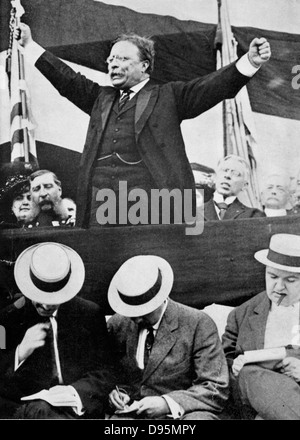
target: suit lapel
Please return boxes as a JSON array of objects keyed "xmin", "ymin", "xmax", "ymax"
[
  {"xmin": 135, "ymin": 83, "xmax": 159, "ymax": 142},
  {"xmin": 101, "ymin": 89, "xmax": 118, "ymax": 131},
  {"xmin": 142, "ymin": 301, "xmax": 178, "ymax": 382},
  {"xmin": 225, "ymin": 199, "xmax": 246, "ymax": 219},
  {"xmin": 204, "ymin": 199, "xmax": 219, "ymax": 220},
  {"xmin": 128, "ymin": 321, "xmax": 141, "ymax": 363},
  {"xmin": 247, "ymin": 293, "xmax": 270, "ymax": 349},
  {"xmin": 100, "ymin": 83, "xmax": 159, "ymax": 141}
]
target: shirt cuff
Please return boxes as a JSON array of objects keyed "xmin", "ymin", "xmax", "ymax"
[
  {"xmin": 68, "ymin": 386, "xmax": 85, "ymax": 416},
  {"xmin": 162, "ymin": 395, "xmax": 184, "ymax": 419},
  {"xmin": 236, "ymin": 53, "xmax": 260, "ymax": 77},
  {"xmin": 15, "ymin": 346, "xmax": 25, "ymax": 371},
  {"xmin": 23, "ymin": 41, "xmax": 45, "ymax": 65}
]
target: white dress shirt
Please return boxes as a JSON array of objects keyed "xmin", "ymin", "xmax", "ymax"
[
  {"xmin": 213, "ymin": 192, "xmax": 237, "ymax": 219},
  {"xmin": 135, "ymin": 300, "xmax": 184, "ymax": 419},
  {"xmin": 264, "ymin": 208, "xmax": 287, "ymax": 217},
  {"xmin": 264, "ymin": 301, "xmax": 300, "ymax": 348}
]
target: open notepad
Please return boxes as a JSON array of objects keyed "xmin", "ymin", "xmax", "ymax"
[
  {"xmin": 243, "ymin": 347, "xmax": 286, "ymax": 364},
  {"xmin": 21, "ymin": 389, "xmax": 76, "ymax": 407}
]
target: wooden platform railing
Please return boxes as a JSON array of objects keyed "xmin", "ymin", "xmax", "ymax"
[{"xmin": 1, "ymin": 215, "xmax": 300, "ymax": 313}]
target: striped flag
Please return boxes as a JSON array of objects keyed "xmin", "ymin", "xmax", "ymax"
[
  {"xmin": 216, "ymin": 0, "xmax": 262, "ymax": 209},
  {"xmin": 7, "ymin": 0, "xmax": 38, "ymax": 168}
]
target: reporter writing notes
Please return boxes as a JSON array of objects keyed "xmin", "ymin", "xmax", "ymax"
[
  {"xmin": 0, "ymin": 242, "xmax": 115, "ymax": 419},
  {"xmin": 222, "ymin": 234, "xmax": 300, "ymax": 420}
]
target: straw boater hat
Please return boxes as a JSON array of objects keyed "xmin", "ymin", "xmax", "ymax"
[
  {"xmin": 108, "ymin": 255, "xmax": 174, "ymax": 317},
  {"xmin": 254, "ymin": 233, "xmax": 300, "ymax": 273},
  {"xmin": 14, "ymin": 242, "xmax": 85, "ymax": 304}
]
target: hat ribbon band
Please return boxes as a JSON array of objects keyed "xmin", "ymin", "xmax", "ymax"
[
  {"xmin": 30, "ymin": 268, "xmax": 72, "ymax": 293},
  {"xmin": 118, "ymin": 269, "xmax": 162, "ymax": 306},
  {"xmin": 267, "ymin": 249, "xmax": 300, "ymax": 267}
]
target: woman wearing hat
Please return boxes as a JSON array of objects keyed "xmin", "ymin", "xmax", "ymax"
[
  {"xmin": 0, "ymin": 173, "xmax": 39, "ymax": 228},
  {"xmin": 222, "ymin": 233, "xmax": 300, "ymax": 420}
]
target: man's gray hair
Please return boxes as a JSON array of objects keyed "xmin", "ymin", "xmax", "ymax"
[
  {"xmin": 217, "ymin": 154, "xmax": 251, "ymax": 181},
  {"xmin": 113, "ymin": 33, "xmax": 155, "ymax": 73},
  {"xmin": 29, "ymin": 169, "xmax": 62, "ymax": 188}
]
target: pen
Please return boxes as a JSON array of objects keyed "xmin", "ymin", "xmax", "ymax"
[{"xmin": 116, "ymin": 385, "xmax": 125, "ymax": 407}]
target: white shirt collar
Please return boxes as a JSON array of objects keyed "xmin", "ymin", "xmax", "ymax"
[
  {"xmin": 213, "ymin": 192, "xmax": 236, "ymax": 206},
  {"xmin": 264, "ymin": 208, "xmax": 287, "ymax": 217},
  {"xmin": 152, "ymin": 299, "xmax": 168, "ymax": 331},
  {"xmin": 120, "ymin": 77, "xmax": 150, "ymax": 97}
]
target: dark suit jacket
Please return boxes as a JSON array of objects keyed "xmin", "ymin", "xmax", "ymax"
[
  {"xmin": 107, "ymin": 299, "xmax": 229, "ymax": 415},
  {"xmin": 35, "ymin": 52, "xmax": 252, "ymax": 227},
  {"xmin": 222, "ymin": 291, "xmax": 272, "ymax": 368},
  {"xmin": 204, "ymin": 198, "xmax": 266, "ymax": 221},
  {"xmin": 222, "ymin": 291, "xmax": 300, "ymax": 419},
  {"xmin": 0, "ymin": 297, "xmax": 115, "ymax": 417},
  {"xmin": 222, "ymin": 291, "xmax": 300, "ymax": 367}
]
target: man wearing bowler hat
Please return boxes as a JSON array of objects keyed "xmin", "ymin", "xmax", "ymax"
[
  {"xmin": 222, "ymin": 233, "xmax": 300, "ymax": 420},
  {"xmin": 106, "ymin": 255, "xmax": 229, "ymax": 420},
  {"xmin": 0, "ymin": 242, "xmax": 115, "ymax": 419}
]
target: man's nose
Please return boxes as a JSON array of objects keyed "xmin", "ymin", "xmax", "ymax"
[
  {"xmin": 110, "ymin": 59, "xmax": 121, "ymax": 68},
  {"xmin": 39, "ymin": 187, "xmax": 48, "ymax": 197},
  {"xmin": 132, "ymin": 317, "xmax": 143, "ymax": 326},
  {"xmin": 41, "ymin": 304, "xmax": 53, "ymax": 310},
  {"xmin": 275, "ymin": 278, "xmax": 285, "ymax": 291}
]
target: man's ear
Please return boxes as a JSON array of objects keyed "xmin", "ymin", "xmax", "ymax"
[
  {"xmin": 242, "ymin": 181, "xmax": 249, "ymax": 191},
  {"xmin": 142, "ymin": 60, "xmax": 150, "ymax": 73}
]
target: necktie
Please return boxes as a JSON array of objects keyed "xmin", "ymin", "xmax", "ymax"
[
  {"xmin": 48, "ymin": 316, "xmax": 64, "ymax": 385},
  {"xmin": 215, "ymin": 201, "xmax": 228, "ymax": 220},
  {"xmin": 118, "ymin": 89, "xmax": 132, "ymax": 111},
  {"xmin": 143, "ymin": 326, "xmax": 155, "ymax": 368}
]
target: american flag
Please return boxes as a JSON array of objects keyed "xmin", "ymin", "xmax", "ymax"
[
  {"xmin": 216, "ymin": 0, "xmax": 262, "ymax": 209},
  {"xmin": 7, "ymin": 0, "xmax": 38, "ymax": 169}
]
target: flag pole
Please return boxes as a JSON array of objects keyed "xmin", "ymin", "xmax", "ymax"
[
  {"xmin": 15, "ymin": 15, "xmax": 30, "ymax": 163},
  {"xmin": 8, "ymin": 0, "xmax": 33, "ymax": 168},
  {"xmin": 11, "ymin": 0, "xmax": 30, "ymax": 164},
  {"xmin": 214, "ymin": 0, "xmax": 228, "ymax": 157}
]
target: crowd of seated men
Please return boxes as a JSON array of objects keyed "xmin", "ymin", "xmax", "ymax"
[
  {"xmin": 0, "ymin": 157, "xmax": 299, "ymax": 420},
  {"xmin": 191, "ymin": 156, "xmax": 300, "ymax": 221},
  {"xmin": 0, "ymin": 233, "xmax": 299, "ymax": 420},
  {"xmin": 2, "ymin": 155, "xmax": 300, "ymax": 229}
]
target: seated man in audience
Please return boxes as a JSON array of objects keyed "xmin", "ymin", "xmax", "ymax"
[
  {"xmin": 0, "ymin": 174, "xmax": 39, "ymax": 228},
  {"xmin": 29, "ymin": 169, "xmax": 73, "ymax": 226},
  {"xmin": 204, "ymin": 154, "xmax": 265, "ymax": 220},
  {"xmin": 261, "ymin": 172, "xmax": 292, "ymax": 216},
  {"xmin": 60, "ymin": 197, "xmax": 77, "ymax": 225},
  {"xmin": 290, "ymin": 167, "xmax": 300, "ymax": 214},
  {"xmin": 106, "ymin": 255, "xmax": 229, "ymax": 420},
  {"xmin": 222, "ymin": 233, "xmax": 300, "ymax": 420},
  {"xmin": 0, "ymin": 242, "xmax": 116, "ymax": 419}
]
